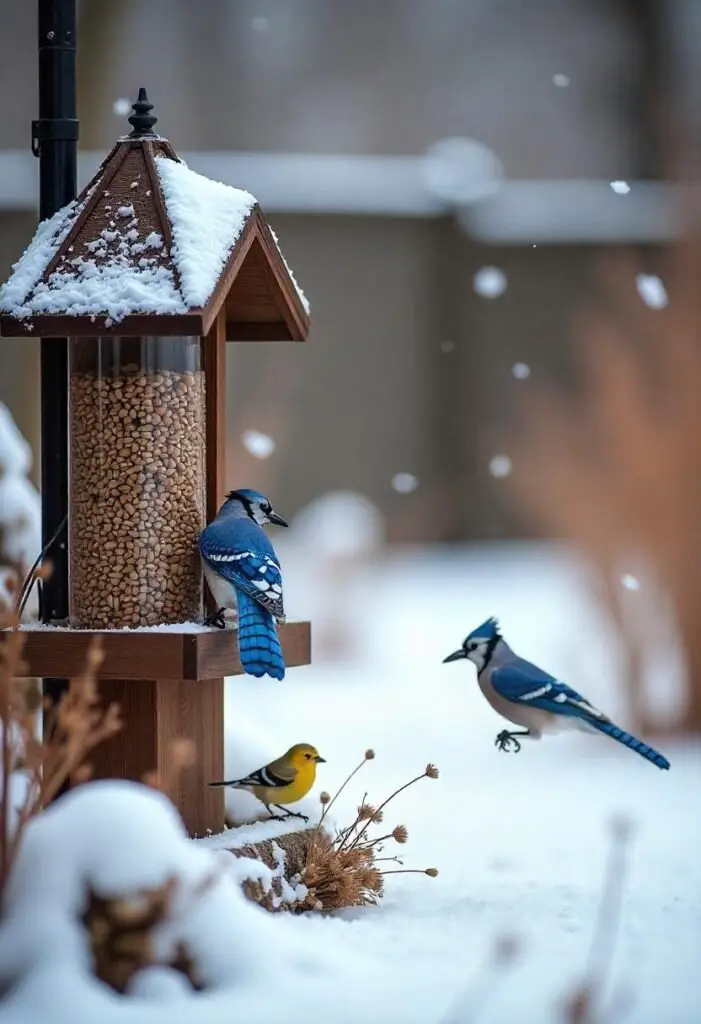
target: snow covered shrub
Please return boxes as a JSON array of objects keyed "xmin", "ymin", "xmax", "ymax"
[
  {"xmin": 0, "ymin": 781, "xmax": 339, "ymax": 1017},
  {"xmin": 83, "ymin": 875, "xmax": 203, "ymax": 993}
]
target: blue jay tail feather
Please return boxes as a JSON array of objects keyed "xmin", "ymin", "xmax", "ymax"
[
  {"xmin": 236, "ymin": 589, "xmax": 285, "ymax": 680},
  {"xmin": 590, "ymin": 720, "xmax": 670, "ymax": 770}
]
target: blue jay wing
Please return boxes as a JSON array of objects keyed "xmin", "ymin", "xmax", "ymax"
[
  {"xmin": 491, "ymin": 664, "xmax": 608, "ymax": 722},
  {"xmin": 200, "ymin": 528, "xmax": 285, "ymax": 620}
]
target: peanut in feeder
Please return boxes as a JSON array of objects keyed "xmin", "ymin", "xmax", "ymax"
[{"xmin": 0, "ymin": 90, "xmax": 312, "ymax": 837}]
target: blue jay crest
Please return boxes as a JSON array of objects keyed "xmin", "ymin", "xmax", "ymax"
[{"xmin": 466, "ymin": 616, "xmax": 501, "ymax": 644}]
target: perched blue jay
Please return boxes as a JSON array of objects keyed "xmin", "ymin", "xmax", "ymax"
[
  {"xmin": 443, "ymin": 617, "xmax": 670, "ymax": 770},
  {"xmin": 199, "ymin": 488, "xmax": 288, "ymax": 680}
]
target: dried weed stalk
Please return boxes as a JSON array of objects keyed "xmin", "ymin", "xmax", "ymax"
[
  {"xmin": 0, "ymin": 609, "xmax": 122, "ymax": 899},
  {"xmin": 305, "ymin": 755, "xmax": 439, "ymax": 911},
  {"xmin": 228, "ymin": 753, "xmax": 440, "ymax": 913},
  {"xmin": 507, "ymin": 239, "xmax": 701, "ymax": 732}
]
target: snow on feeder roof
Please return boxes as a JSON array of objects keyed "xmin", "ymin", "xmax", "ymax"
[{"xmin": 0, "ymin": 90, "xmax": 310, "ymax": 341}]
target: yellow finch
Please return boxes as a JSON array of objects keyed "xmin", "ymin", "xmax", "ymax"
[{"xmin": 207, "ymin": 743, "xmax": 326, "ymax": 822}]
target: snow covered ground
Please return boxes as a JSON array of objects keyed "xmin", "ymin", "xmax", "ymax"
[
  {"xmin": 219, "ymin": 543, "xmax": 701, "ymax": 1023},
  {"xmin": 0, "ymin": 543, "xmax": 698, "ymax": 1023}
]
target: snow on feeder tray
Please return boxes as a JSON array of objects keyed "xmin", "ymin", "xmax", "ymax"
[{"xmin": 0, "ymin": 90, "xmax": 311, "ymax": 837}]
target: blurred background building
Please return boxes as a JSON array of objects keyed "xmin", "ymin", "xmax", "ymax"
[{"xmin": 1, "ymin": 0, "xmax": 698, "ymax": 543}]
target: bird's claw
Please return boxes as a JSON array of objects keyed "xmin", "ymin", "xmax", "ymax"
[
  {"xmin": 268, "ymin": 810, "xmax": 309, "ymax": 824},
  {"xmin": 204, "ymin": 608, "xmax": 227, "ymax": 629},
  {"xmin": 495, "ymin": 730, "xmax": 522, "ymax": 753}
]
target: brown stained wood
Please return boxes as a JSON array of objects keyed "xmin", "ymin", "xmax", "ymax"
[
  {"xmin": 195, "ymin": 622, "xmax": 311, "ymax": 678},
  {"xmin": 253, "ymin": 208, "xmax": 310, "ymax": 338},
  {"xmin": 90, "ymin": 677, "xmax": 224, "ymax": 837},
  {"xmin": 197, "ymin": 211, "xmax": 309, "ymax": 342},
  {"xmin": 1, "ymin": 138, "xmax": 310, "ymax": 345},
  {"xmin": 142, "ymin": 142, "xmax": 176, "ymax": 270},
  {"xmin": 226, "ymin": 321, "xmax": 295, "ymax": 341},
  {"xmin": 8, "ymin": 623, "xmax": 311, "ymax": 681},
  {"xmin": 42, "ymin": 141, "xmax": 124, "ymax": 280},
  {"xmin": 224, "ymin": 238, "xmax": 283, "ymax": 323},
  {"xmin": 0, "ymin": 313, "xmax": 206, "ymax": 338},
  {"xmin": 199, "ymin": 216, "xmax": 258, "ymax": 334},
  {"xmin": 203, "ymin": 309, "xmax": 227, "ymax": 521}
]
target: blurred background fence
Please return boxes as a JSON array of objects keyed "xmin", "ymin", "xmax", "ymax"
[
  {"xmin": 3, "ymin": 0, "xmax": 698, "ymax": 540},
  {"xmin": 2, "ymin": 0, "xmax": 701, "ymax": 728}
]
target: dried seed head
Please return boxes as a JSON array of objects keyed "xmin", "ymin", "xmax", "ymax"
[
  {"xmin": 424, "ymin": 867, "xmax": 439, "ymax": 877},
  {"xmin": 357, "ymin": 803, "xmax": 377, "ymax": 821},
  {"xmin": 392, "ymin": 825, "xmax": 409, "ymax": 844},
  {"xmin": 425, "ymin": 763, "xmax": 439, "ymax": 779},
  {"xmin": 364, "ymin": 749, "xmax": 375, "ymax": 760},
  {"xmin": 319, "ymin": 791, "xmax": 331, "ymax": 805}
]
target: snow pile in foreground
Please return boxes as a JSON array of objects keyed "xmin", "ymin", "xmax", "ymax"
[
  {"xmin": 0, "ymin": 781, "xmax": 427, "ymax": 1024},
  {"xmin": 221, "ymin": 544, "xmax": 701, "ymax": 1024}
]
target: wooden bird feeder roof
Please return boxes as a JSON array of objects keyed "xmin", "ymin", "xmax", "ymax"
[{"xmin": 0, "ymin": 96, "xmax": 310, "ymax": 342}]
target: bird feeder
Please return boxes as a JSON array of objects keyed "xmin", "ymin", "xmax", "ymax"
[{"xmin": 0, "ymin": 91, "xmax": 311, "ymax": 836}]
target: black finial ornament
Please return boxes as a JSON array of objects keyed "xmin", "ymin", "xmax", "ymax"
[{"xmin": 127, "ymin": 88, "xmax": 158, "ymax": 138}]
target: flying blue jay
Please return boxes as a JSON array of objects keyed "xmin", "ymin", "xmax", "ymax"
[
  {"xmin": 199, "ymin": 488, "xmax": 288, "ymax": 680},
  {"xmin": 443, "ymin": 617, "xmax": 670, "ymax": 769}
]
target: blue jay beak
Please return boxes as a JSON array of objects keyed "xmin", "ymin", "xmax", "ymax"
[
  {"xmin": 443, "ymin": 649, "xmax": 466, "ymax": 663},
  {"xmin": 314, "ymin": 754, "xmax": 326, "ymax": 763},
  {"xmin": 268, "ymin": 510, "xmax": 288, "ymax": 527}
]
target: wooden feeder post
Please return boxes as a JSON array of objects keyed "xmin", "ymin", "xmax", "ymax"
[{"xmin": 0, "ymin": 91, "xmax": 311, "ymax": 836}]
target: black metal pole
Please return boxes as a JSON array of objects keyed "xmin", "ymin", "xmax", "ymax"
[{"xmin": 34, "ymin": 0, "xmax": 78, "ymax": 711}]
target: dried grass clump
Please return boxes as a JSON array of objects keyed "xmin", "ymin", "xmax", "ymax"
[
  {"xmin": 0, "ymin": 606, "xmax": 121, "ymax": 899},
  {"xmin": 230, "ymin": 753, "xmax": 440, "ymax": 913},
  {"xmin": 83, "ymin": 877, "xmax": 202, "ymax": 994},
  {"xmin": 507, "ymin": 239, "xmax": 701, "ymax": 733}
]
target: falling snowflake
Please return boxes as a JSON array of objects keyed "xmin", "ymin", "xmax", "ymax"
[
  {"xmin": 473, "ymin": 266, "xmax": 507, "ymax": 299},
  {"xmin": 489, "ymin": 455, "xmax": 512, "ymax": 478},
  {"xmin": 512, "ymin": 362, "xmax": 531, "ymax": 380},
  {"xmin": 112, "ymin": 98, "xmax": 131, "ymax": 117},
  {"xmin": 552, "ymin": 73, "xmax": 570, "ymax": 88},
  {"xmin": 610, "ymin": 180, "xmax": 631, "ymax": 195},
  {"xmin": 440, "ymin": 340, "xmax": 455, "ymax": 354},
  {"xmin": 636, "ymin": 274, "xmax": 668, "ymax": 310},
  {"xmin": 242, "ymin": 429, "xmax": 276, "ymax": 459},
  {"xmin": 391, "ymin": 473, "xmax": 419, "ymax": 494},
  {"xmin": 620, "ymin": 573, "xmax": 640, "ymax": 591}
]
